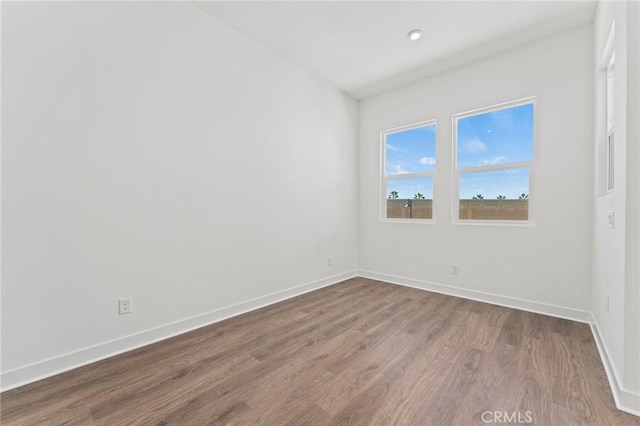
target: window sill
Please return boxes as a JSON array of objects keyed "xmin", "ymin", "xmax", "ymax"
[
  {"xmin": 454, "ymin": 219, "xmax": 536, "ymax": 227},
  {"xmin": 382, "ymin": 218, "xmax": 436, "ymax": 225}
]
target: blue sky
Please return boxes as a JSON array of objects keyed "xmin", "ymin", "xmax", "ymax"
[
  {"xmin": 386, "ymin": 125, "xmax": 437, "ymax": 175},
  {"xmin": 385, "ymin": 103, "xmax": 533, "ymax": 200}
]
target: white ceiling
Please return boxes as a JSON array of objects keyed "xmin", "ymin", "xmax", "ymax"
[{"xmin": 192, "ymin": 1, "xmax": 596, "ymax": 99}]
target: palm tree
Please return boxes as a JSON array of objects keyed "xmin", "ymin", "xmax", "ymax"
[
  {"xmin": 388, "ymin": 191, "xmax": 399, "ymax": 199},
  {"xmin": 518, "ymin": 193, "xmax": 529, "ymax": 200},
  {"xmin": 497, "ymin": 195, "xmax": 506, "ymax": 200},
  {"xmin": 472, "ymin": 194, "xmax": 484, "ymax": 200},
  {"xmin": 414, "ymin": 193, "xmax": 425, "ymax": 200}
]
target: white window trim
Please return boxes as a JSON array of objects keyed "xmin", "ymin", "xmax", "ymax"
[
  {"xmin": 452, "ymin": 96, "xmax": 536, "ymax": 226},
  {"xmin": 607, "ymin": 130, "xmax": 615, "ymax": 192},
  {"xmin": 380, "ymin": 119, "xmax": 437, "ymax": 224}
]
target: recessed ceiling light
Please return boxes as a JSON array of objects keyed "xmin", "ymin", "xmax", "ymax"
[{"xmin": 407, "ymin": 29, "xmax": 422, "ymax": 41}]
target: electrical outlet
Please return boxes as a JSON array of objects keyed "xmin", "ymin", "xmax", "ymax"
[
  {"xmin": 606, "ymin": 293, "xmax": 610, "ymax": 312},
  {"xmin": 451, "ymin": 264, "xmax": 459, "ymax": 275},
  {"xmin": 328, "ymin": 256, "xmax": 333, "ymax": 266},
  {"xmin": 119, "ymin": 297, "xmax": 132, "ymax": 315}
]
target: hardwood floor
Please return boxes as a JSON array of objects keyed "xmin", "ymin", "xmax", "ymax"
[{"xmin": 2, "ymin": 277, "xmax": 638, "ymax": 425}]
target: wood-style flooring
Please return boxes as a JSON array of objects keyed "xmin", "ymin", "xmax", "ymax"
[{"xmin": 1, "ymin": 278, "xmax": 638, "ymax": 425}]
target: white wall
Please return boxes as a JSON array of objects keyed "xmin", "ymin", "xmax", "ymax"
[
  {"xmin": 625, "ymin": 0, "xmax": 640, "ymax": 402},
  {"xmin": 359, "ymin": 28, "xmax": 593, "ymax": 319},
  {"xmin": 592, "ymin": 0, "xmax": 640, "ymax": 413},
  {"xmin": 1, "ymin": 2, "xmax": 358, "ymax": 389}
]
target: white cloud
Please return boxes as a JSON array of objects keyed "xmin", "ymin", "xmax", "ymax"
[
  {"xmin": 489, "ymin": 109, "xmax": 515, "ymax": 131},
  {"xmin": 480, "ymin": 155, "xmax": 507, "ymax": 166},
  {"xmin": 463, "ymin": 137, "xmax": 487, "ymax": 153},
  {"xmin": 392, "ymin": 164, "xmax": 409, "ymax": 175},
  {"xmin": 386, "ymin": 143, "xmax": 398, "ymax": 151},
  {"xmin": 419, "ymin": 156, "xmax": 436, "ymax": 166}
]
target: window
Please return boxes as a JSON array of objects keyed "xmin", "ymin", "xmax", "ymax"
[
  {"xmin": 606, "ymin": 54, "xmax": 615, "ymax": 191},
  {"xmin": 454, "ymin": 99, "xmax": 535, "ymax": 222},
  {"xmin": 599, "ymin": 22, "xmax": 615, "ymax": 196},
  {"xmin": 382, "ymin": 121, "xmax": 436, "ymax": 221}
]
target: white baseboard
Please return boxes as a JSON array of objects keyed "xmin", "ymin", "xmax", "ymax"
[
  {"xmin": 590, "ymin": 316, "xmax": 640, "ymax": 416},
  {"xmin": 358, "ymin": 270, "xmax": 592, "ymax": 323},
  {"xmin": 0, "ymin": 270, "xmax": 358, "ymax": 392}
]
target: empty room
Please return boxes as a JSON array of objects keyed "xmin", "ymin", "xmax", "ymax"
[{"xmin": 1, "ymin": 0, "xmax": 639, "ymax": 424}]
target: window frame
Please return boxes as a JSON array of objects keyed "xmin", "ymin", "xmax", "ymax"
[
  {"xmin": 452, "ymin": 97, "xmax": 536, "ymax": 226},
  {"xmin": 598, "ymin": 21, "xmax": 615, "ymax": 197},
  {"xmin": 380, "ymin": 119, "xmax": 437, "ymax": 224},
  {"xmin": 606, "ymin": 53, "xmax": 615, "ymax": 192}
]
